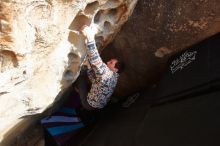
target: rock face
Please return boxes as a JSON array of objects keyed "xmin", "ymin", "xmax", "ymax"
[
  {"xmin": 102, "ymin": 0, "xmax": 220, "ymax": 98},
  {"xmin": 0, "ymin": 0, "xmax": 137, "ymax": 142}
]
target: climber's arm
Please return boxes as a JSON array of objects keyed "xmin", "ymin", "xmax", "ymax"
[{"xmin": 81, "ymin": 26, "xmax": 109, "ymax": 78}]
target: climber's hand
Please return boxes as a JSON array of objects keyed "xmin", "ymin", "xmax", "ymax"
[{"xmin": 80, "ymin": 25, "xmax": 95, "ymax": 42}]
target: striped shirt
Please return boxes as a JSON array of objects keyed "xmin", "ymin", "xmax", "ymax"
[{"xmin": 86, "ymin": 41, "xmax": 119, "ymax": 109}]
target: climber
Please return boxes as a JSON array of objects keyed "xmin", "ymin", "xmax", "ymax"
[
  {"xmin": 74, "ymin": 25, "xmax": 125, "ymax": 110},
  {"xmin": 41, "ymin": 25, "xmax": 126, "ymax": 146}
]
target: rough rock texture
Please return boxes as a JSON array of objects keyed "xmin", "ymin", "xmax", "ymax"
[
  {"xmin": 102, "ymin": 0, "xmax": 220, "ymax": 98},
  {"xmin": 0, "ymin": 0, "xmax": 137, "ymax": 143}
]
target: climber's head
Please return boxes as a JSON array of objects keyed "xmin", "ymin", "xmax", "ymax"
[{"xmin": 107, "ymin": 58, "xmax": 124, "ymax": 73}]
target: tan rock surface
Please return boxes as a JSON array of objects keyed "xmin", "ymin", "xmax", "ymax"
[{"xmin": 0, "ymin": 0, "xmax": 137, "ymax": 143}]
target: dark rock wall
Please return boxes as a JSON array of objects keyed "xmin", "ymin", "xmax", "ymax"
[{"xmin": 102, "ymin": 0, "xmax": 220, "ymax": 98}]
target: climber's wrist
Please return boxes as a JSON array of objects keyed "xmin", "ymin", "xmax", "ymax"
[{"xmin": 86, "ymin": 36, "xmax": 95, "ymax": 42}]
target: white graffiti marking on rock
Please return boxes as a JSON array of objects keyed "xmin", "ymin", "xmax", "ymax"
[{"xmin": 170, "ymin": 50, "xmax": 197, "ymax": 74}]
